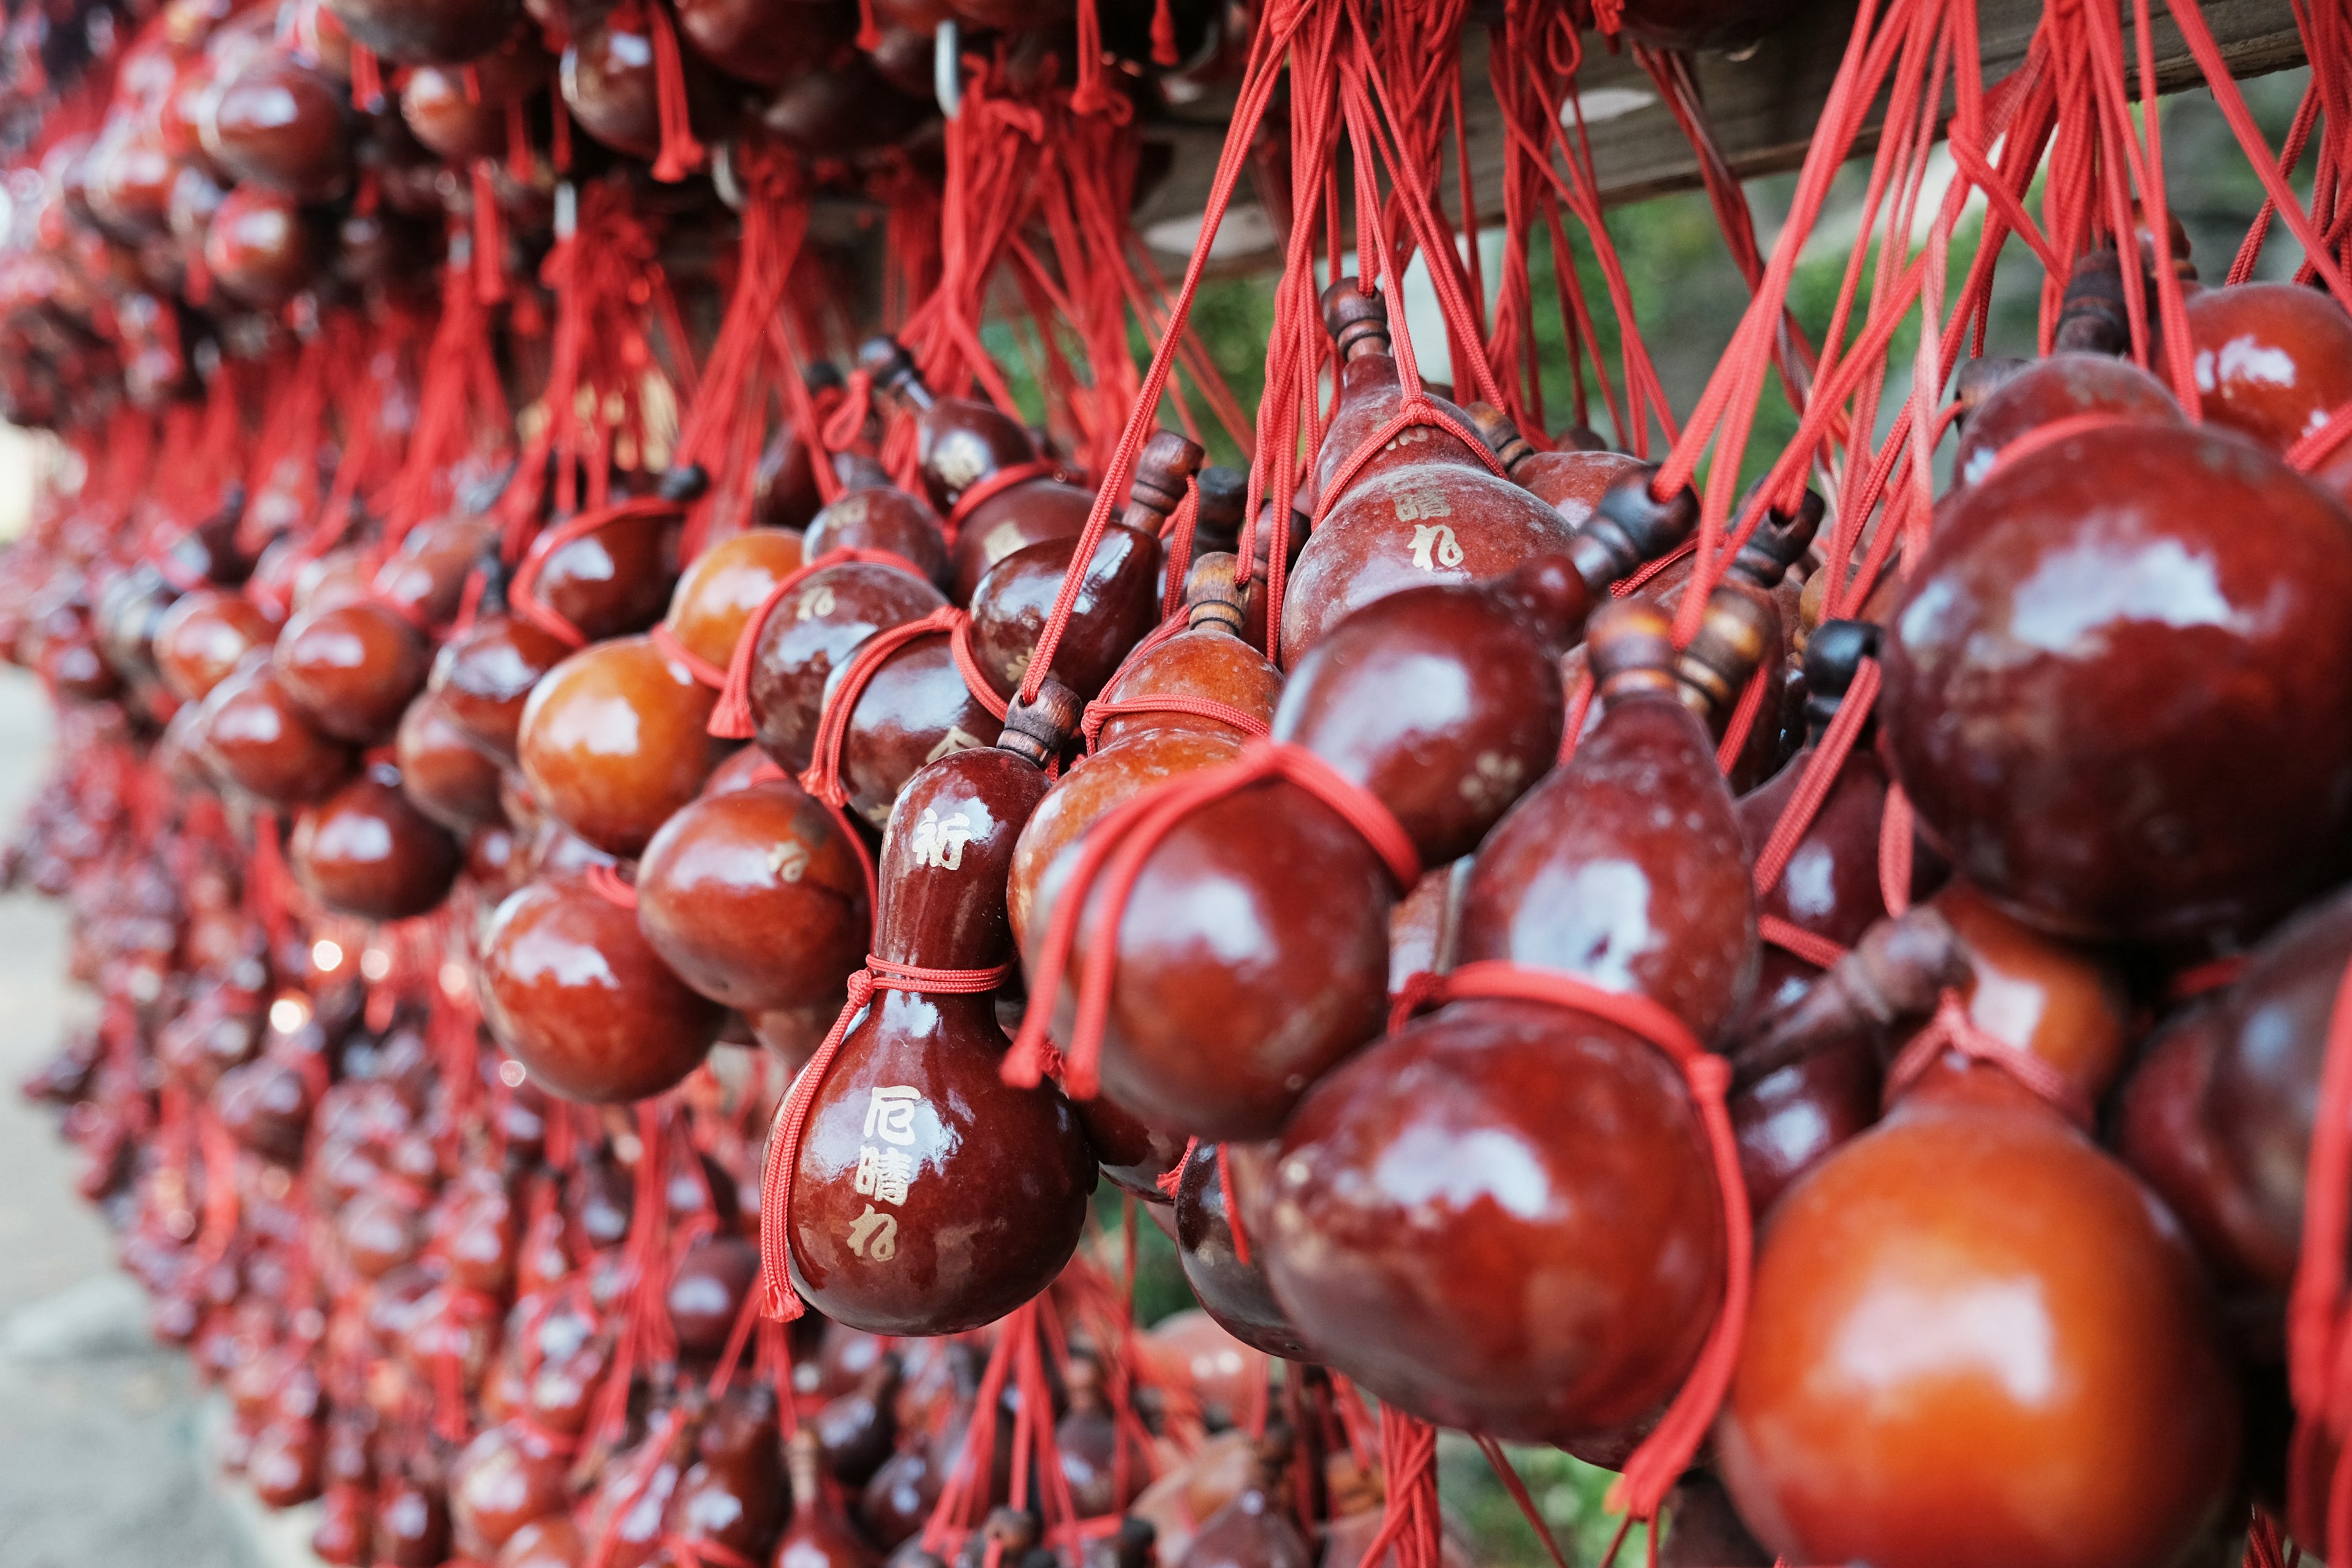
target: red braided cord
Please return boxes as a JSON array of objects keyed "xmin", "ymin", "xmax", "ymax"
[
  {"xmin": 1879, "ymin": 784, "xmax": 1917, "ymax": 919},
  {"xmin": 756, "ymin": 957, "xmax": 1014, "ymax": 1321},
  {"xmin": 2288, "ymin": 398, "xmax": 2352, "ymax": 475},
  {"xmin": 707, "ymin": 546, "xmax": 930, "ymax": 739},
  {"xmin": 644, "ymin": 0, "xmax": 706, "ymax": 183},
  {"xmin": 1880, "ymin": 990, "xmax": 2097, "ymax": 1130},
  {"xmin": 1757, "ymin": 914, "xmax": 1853, "ymax": 972},
  {"xmin": 1308, "ymin": 397, "xmax": 1512, "ymax": 529},
  {"xmin": 1079, "ymin": 694, "xmax": 1271, "ymax": 753},
  {"xmin": 1004, "ymin": 739, "xmax": 1419, "ymax": 1098},
  {"xmin": 1387, "ymin": 958, "xmax": 1745, "ymax": 1523}
]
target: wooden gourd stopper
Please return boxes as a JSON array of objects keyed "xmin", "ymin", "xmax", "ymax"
[
  {"xmin": 1567, "ymin": 469, "xmax": 1700, "ymax": 592},
  {"xmin": 1464, "ymin": 400, "xmax": 1538, "ymax": 475},
  {"xmin": 2052, "ymin": 250, "xmax": 2132, "ymax": 356},
  {"xmin": 1732, "ymin": 904, "xmax": 1969, "ymax": 1088},
  {"xmin": 1676, "ymin": 586, "xmax": 1779, "ymax": 733},
  {"xmin": 1728, "ymin": 489, "xmax": 1824, "ymax": 590},
  {"xmin": 858, "ymin": 336, "xmax": 935, "ymax": 411},
  {"xmin": 1585, "ymin": 598, "xmax": 1681, "ymax": 703},
  {"xmin": 1801, "ymin": 617, "xmax": 1882, "ymax": 739},
  {"xmin": 1319, "ymin": 278, "xmax": 1392, "ymax": 360},
  {"xmin": 658, "ymin": 464, "xmax": 710, "ymax": 502},
  {"xmin": 1123, "ymin": 429, "xmax": 1207, "ymax": 532},
  {"xmin": 995, "ymin": 679, "xmax": 1081, "ymax": 769},
  {"xmin": 1184, "ymin": 552, "xmax": 1248, "ymax": 638},
  {"xmin": 1193, "ymin": 466, "xmax": 1248, "ymax": 554},
  {"xmin": 1951, "ymin": 356, "xmax": 2030, "ymax": 429}
]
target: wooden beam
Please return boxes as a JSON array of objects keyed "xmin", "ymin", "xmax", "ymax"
[{"xmin": 1129, "ymin": 0, "xmax": 2310, "ymax": 268}]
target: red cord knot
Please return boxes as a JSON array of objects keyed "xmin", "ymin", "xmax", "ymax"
[
  {"xmin": 756, "ymin": 958, "xmax": 1014, "ymax": 1321},
  {"xmin": 1880, "ymin": 989, "xmax": 2098, "ymax": 1131},
  {"xmin": 1004, "ymin": 739, "xmax": 1420, "ymax": 1099}
]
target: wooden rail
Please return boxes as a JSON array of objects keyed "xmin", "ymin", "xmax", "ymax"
[{"xmin": 1128, "ymin": 0, "xmax": 2311, "ymax": 268}]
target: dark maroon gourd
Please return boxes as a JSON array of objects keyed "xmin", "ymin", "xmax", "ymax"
[
  {"xmin": 205, "ymin": 182, "xmax": 321, "ymax": 306},
  {"xmin": 1283, "ymin": 284, "xmax": 1578, "ymax": 662},
  {"xmin": 783, "ymin": 692, "xmax": 1095, "ymax": 1335},
  {"xmin": 1036, "ymin": 483, "xmax": 1694, "ymax": 1141},
  {"xmin": 400, "ymin": 40, "xmax": 550, "ymax": 164},
  {"xmin": 1174, "ymin": 1143, "xmax": 1318, "ymax": 1361},
  {"xmin": 561, "ymin": 4, "xmax": 731, "ymax": 165},
  {"xmin": 665, "ymin": 1386, "xmax": 788, "ymax": 1564},
  {"xmin": 1055, "ymin": 1358, "xmax": 1139, "ymax": 1519},
  {"xmin": 785, "ymin": 1422, "xmax": 883, "ymax": 1568},
  {"xmin": 1466, "ymin": 401, "xmax": 1646, "ymax": 528},
  {"xmin": 396, "ymin": 692, "xmax": 507, "ymax": 832},
  {"xmin": 153, "ymin": 586, "xmax": 281, "ymax": 703},
  {"xmin": 274, "ymin": 597, "xmax": 432, "ymax": 745},
  {"xmin": 516, "ymin": 634, "xmax": 722, "ymax": 859},
  {"xmin": 479, "ymin": 870, "xmax": 726, "ymax": 1103},
  {"xmin": 814, "ymin": 1352, "xmax": 900, "ymax": 1485},
  {"xmin": 201, "ymin": 47, "xmax": 353, "ymax": 202},
  {"xmin": 201, "ymin": 655, "xmax": 356, "ymax": 805},
  {"xmin": 762, "ymin": 56, "xmax": 937, "ymax": 158},
  {"xmin": 1259, "ymin": 600, "xmax": 1750, "ymax": 1452},
  {"xmin": 448, "ymin": 1420, "xmax": 571, "ymax": 1561},
  {"xmin": 2182, "ymin": 281, "xmax": 2352, "ymax": 454},
  {"xmin": 668, "ymin": 1234, "xmax": 762, "ymax": 1357},
  {"xmin": 1610, "ymin": 0, "xmax": 1804, "ymax": 50},
  {"xmin": 292, "ymin": 762, "xmax": 464, "ymax": 920},
  {"xmin": 745, "ymin": 559, "xmax": 946, "ymax": 775},
  {"xmin": 2120, "ymin": 885, "xmax": 2352, "ymax": 1295},
  {"xmin": 1951, "ymin": 352, "xmax": 2184, "ymax": 488},
  {"xmin": 1880, "ymin": 420, "xmax": 2352, "ymax": 947},
  {"xmin": 1725, "ymin": 620, "xmax": 1888, "ymax": 1213},
  {"xmin": 374, "ymin": 1459, "xmax": 453, "ymax": 1568},
  {"xmin": 676, "ymin": 0, "xmax": 854, "ymax": 85},
  {"xmin": 635, "ymin": 775, "xmax": 870, "ymax": 1012},
  {"xmin": 859, "ymin": 338, "xmax": 1095, "ymax": 603},
  {"xmin": 522, "ymin": 506, "xmax": 684, "ymax": 646},
  {"xmin": 325, "ymin": 0, "xmax": 522, "ymax": 62},
  {"xmin": 429, "ymin": 559, "xmax": 571, "ymax": 764},
  {"xmin": 802, "ymin": 484, "xmax": 952, "ymax": 591}
]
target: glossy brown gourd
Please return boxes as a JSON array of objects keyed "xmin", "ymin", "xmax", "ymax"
[
  {"xmin": 666, "ymin": 1385, "xmax": 788, "ymax": 1565},
  {"xmin": 1716, "ymin": 1092, "xmax": 2239, "ymax": 1566},
  {"xmin": 516, "ymin": 633, "xmax": 722, "ymax": 858},
  {"xmin": 200, "ymin": 655, "xmax": 356, "ymax": 805},
  {"xmin": 2182, "ymin": 281, "xmax": 2352, "ymax": 454},
  {"xmin": 561, "ymin": 5, "xmax": 731, "ymax": 165},
  {"xmin": 813, "ymin": 1352, "xmax": 900, "ymax": 1485},
  {"xmin": 449, "ymin": 1420, "xmax": 571, "ymax": 1561},
  {"xmin": 2121, "ymin": 885, "xmax": 2352, "ymax": 1295},
  {"xmin": 859, "ymin": 339, "xmax": 1095, "ymax": 603},
  {"xmin": 1175, "ymin": 1143, "xmax": 1319, "ymax": 1362},
  {"xmin": 1725, "ymin": 620, "xmax": 1888, "ymax": 1213},
  {"xmin": 745, "ymin": 559, "xmax": 947, "ymax": 774},
  {"xmin": 760, "ymin": 56, "xmax": 935, "ymax": 158},
  {"xmin": 1466, "ymin": 401, "xmax": 1646, "ymax": 528},
  {"xmin": 205, "ymin": 181, "xmax": 320, "ymax": 306},
  {"xmin": 1042, "ymin": 484, "xmax": 1695, "ymax": 1140},
  {"xmin": 1284, "ymin": 285, "xmax": 1578, "ymax": 662},
  {"xmin": 783, "ymin": 1423, "xmax": 882, "ymax": 1568},
  {"xmin": 478, "ymin": 871, "xmax": 726, "ymax": 1102},
  {"xmin": 1261, "ymin": 600, "xmax": 1748, "ymax": 1449},
  {"xmin": 292, "ymin": 761, "xmax": 464, "ymax": 920},
  {"xmin": 376, "ymin": 515, "xmax": 500, "ymax": 631},
  {"xmin": 1668, "ymin": 489, "xmax": 1820, "ymax": 791},
  {"xmin": 784, "ymin": 690, "xmax": 1095, "ymax": 1335},
  {"xmin": 676, "ymin": 0, "xmax": 854, "ymax": 85},
  {"xmin": 323, "ymin": 0, "xmax": 522, "ymax": 63},
  {"xmin": 522, "ymin": 506, "xmax": 683, "ymax": 645},
  {"xmin": 274, "ymin": 597, "xmax": 432, "ymax": 745},
  {"xmin": 1882, "ymin": 420, "xmax": 2352, "ymax": 946},
  {"xmin": 429, "ymin": 560, "xmax": 573, "ymax": 764},
  {"xmin": 202, "ymin": 47, "xmax": 352, "ymax": 202},
  {"xmin": 665, "ymin": 529, "xmax": 807, "ymax": 676},
  {"xmin": 400, "ymin": 41, "xmax": 550, "ymax": 164},
  {"xmin": 153, "ymin": 587, "xmax": 281, "ymax": 703},
  {"xmin": 753, "ymin": 377, "xmax": 851, "ymax": 532},
  {"xmin": 669, "ymin": 1234, "xmax": 762, "ymax": 1357},
  {"xmin": 374, "ymin": 1461, "xmax": 453, "ymax": 1568},
  {"xmin": 1950, "ymin": 352, "xmax": 2184, "ymax": 488},
  {"xmin": 1177, "ymin": 1430, "xmax": 1312, "ymax": 1568},
  {"xmin": 397, "ymin": 691, "xmax": 508, "ymax": 831},
  {"xmin": 802, "ymin": 484, "xmax": 952, "ymax": 591},
  {"xmin": 1055, "ymin": 1358, "xmax": 1140, "ymax": 1520},
  {"xmin": 635, "ymin": 775, "xmax": 871, "ymax": 1012}
]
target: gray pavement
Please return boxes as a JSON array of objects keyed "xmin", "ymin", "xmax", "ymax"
[{"xmin": 0, "ymin": 667, "xmax": 255, "ymax": 1568}]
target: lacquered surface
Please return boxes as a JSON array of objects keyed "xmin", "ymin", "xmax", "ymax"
[
  {"xmin": 375, "ymin": 516, "xmax": 496, "ymax": 630},
  {"xmin": 747, "ymin": 561, "xmax": 943, "ymax": 772},
  {"xmin": 667, "ymin": 1234, "xmax": 761, "ymax": 1357},
  {"xmin": 1310, "ymin": 347, "xmax": 1482, "ymax": 509},
  {"xmin": 205, "ymin": 182, "xmax": 318, "ymax": 306},
  {"xmin": 1953, "ymin": 353, "xmax": 2183, "ymax": 488},
  {"xmin": 1510, "ymin": 450, "xmax": 1646, "ymax": 529},
  {"xmin": 676, "ymin": 0, "xmax": 852, "ymax": 85},
  {"xmin": 203, "ymin": 49, "xmax": 351, "ymax": 202},
  {"xmin": 837, "ymin": 635, "xmax": 1003, "ymax": 828},
  {"xmin": 1882, "ymin": 423, "xmax": 2352, "ymax": 944},
  {"xmin": 400, "ymin": 42, "xmax": 548, "ymax": 163},
  {"xmin": 200, "ymin": 658, "xmax": 355, "ymax": 805},
  {"xmin": 449, "ymin": 1422, "xmax": 570, "ymax": 1559},
  {"xmin": 396, "ymin": 692, "xmax": 507, "ymax": 831},
  {"xmin": 1461, "ymin": 690, "xmax": 1758, "ymax": 1038},
  {"xmin": 1266, "ymin": 997, "xmax": 1722, "ymax": 1442},
  {"xmin": 949, "ymin": 480, "xmax": 1095, "ymax": 606},
  {"xmin": 478, "ymin": 872, "xmax": 725, "ymax": 1104},
  {"xmin": 292, "ymin": 763, "xmax": 462, "ymax": 920},
  {"xmin": 1090, "ymin": 623, "xmax": 1283, "ymax": 752},
  {"xmin": 516, "ymin": 634, "xmax": 720, "ymax": 859},
  {"xmin": 153, "ymin": 587, "xmax": 279, "ymax": 703},
  {"xmin": 665, "ymin": 528, "xmax": 805, "ymax": 674},
  {"xmin": 561, "ymin": 9, "xmax": 726, "ymax": 166},
  {"xmin": 1283, "ymin": 467, "xmax": 1577, "ymax": 663},
  {"xmin": 1076, "ymin": 1090, "xmax": 1188, "ymax": 1204},
  {"xmin": 323, "ymin": 0, "xmax": 521, "ymax": 63},
  {"xmin": 274, "ymin": 598, "xmax": 430, "ymax": 744},
  {"xmin": 1717, "ymin": 1102, "xmax": 2239, "ymax": 1568},
  {"xmin": 1175, "ymin": 1142, "xmax": 1320, "ymax": 1360},
  {"xmin": 634, "ymin": 777, "xmax": 870, "ymax": 1011},
  {"xmin": 530, "ymin": 511, "xmax": 680, "ymax": 644},
  {"xmin": 967, "ymin": 524, "xmax": 1160, "ymax": 701},
  {"xmin": 430, "ymin": 612, "xmax": 572, "ymax": 763},
  {"xmin": 802, "ymin": 486, "xmax": 950, "ymax": 589},
  {"xmin": 1927, "ymin": 884, "xmax": 2132, "ymax": 1109},
  {"xmin": 2184, "ymin": 282, "xmax": 2352, "ymax": 454}
]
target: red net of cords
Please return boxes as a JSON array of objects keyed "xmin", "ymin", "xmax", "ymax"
[{"xmin": 7, "ymin": 0, "xmax": 2352, "ymax": 1562}]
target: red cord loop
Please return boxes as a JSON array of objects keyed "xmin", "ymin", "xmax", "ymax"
[
  {"xmin": 1311, "ymin": 397, "xmax": 1510, "ymax": 529},
  {"xmin": 1881, "ymin": 989, "xmax": 2098, "ymax": 1129},
  {"xmin": 1079, "ymin": 694, "xmax": 1272, "ymax": 752},
  {"xmin": 707, "ymin": 545, "xmax": 931, "ymax": 739},
  {"xmin": 510, "ymin": 497, "xmax": 688, "ymax": 650},
  {"xmin": 1005, "ymin": 739, "xmax": 1420, "ymax": 1098},
  {"xmin": 1387, "ymin": 959, "xmax": 1745, "ymax": 1525},
  {"xmin": 586, "ymin": 861, "xmax": 639, "ymax": 911},
  {"xmin": 797, "ymin": 605, "xmax": 992, "ymax": 809},
  {"xmin": 648, "ymin": 621, "xmax": 731, "ymax": 690},
  {"xmin": 757, "ymin": 957, "xmax": 1016, "ymax": 1321},
  {"xmin": 942, "ymin": 458, "xmax": 1071, "ymax": 544}
]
